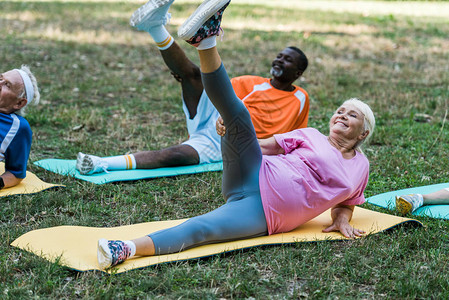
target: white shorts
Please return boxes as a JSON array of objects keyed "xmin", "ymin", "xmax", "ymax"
[{"xmin": 182, "ymin": 90, "xmax": 222, "ymax": 164}]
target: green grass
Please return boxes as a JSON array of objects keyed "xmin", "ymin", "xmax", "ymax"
[{"xmin": 2, "ymin": 0, "xmax": 449, "ymax": 298}]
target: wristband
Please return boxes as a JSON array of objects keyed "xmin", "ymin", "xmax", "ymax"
[{"xmin": 0, "ymin": 177, "xmax": 4, "ymax": 189}]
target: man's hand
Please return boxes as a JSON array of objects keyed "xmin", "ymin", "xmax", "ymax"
[
  {"xmin": 1, "ymin": 171, "xmax": 23, "ymax": 189},
  {"xmin": 170, "ymin": 72, "xmax": 182, "ymax": 83},
  {"xmin": 216, "ymin": 116, "xmax": 226, "ymax": 136}
]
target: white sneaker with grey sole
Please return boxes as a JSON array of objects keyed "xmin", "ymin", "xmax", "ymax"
[
  {"xmin": 130, "ymin": 0, "xmax": 175, "ymax": 32},
  {"xmin": 76, "ymin": 152, "xmax": 108, "ymax": 175}
]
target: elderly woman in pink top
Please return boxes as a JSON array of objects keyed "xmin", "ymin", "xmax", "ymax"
[{"xmin": 96, "ymin": 0, "xmax": 375, "ymax": 270}]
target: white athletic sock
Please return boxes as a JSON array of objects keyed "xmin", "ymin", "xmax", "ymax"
[
  {"xmin": 124, "ymin": 240, "xmax": 137, "ymax": 258},
  {"xmin": 197, "ymin": 36, "xmax": 216, "ymax": 50},
  {"xmin": 148, "ymin": 25, "xmax": 174, "ymax": 50},
  {"xmin": 104, "ymin": 154, "xmax": 136, "ymax": 170}
]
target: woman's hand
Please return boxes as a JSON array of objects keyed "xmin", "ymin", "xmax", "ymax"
[
  {"xmin": 216, "ymin": 116, "xmax": 226, "ymax": 136},
  {"xmin": 322, "ymin": 204, "xmax": 365, "ymax": 238},
  {"xmin": 322, "ymin": 219, "xmax": 365, "ymax": 238}
]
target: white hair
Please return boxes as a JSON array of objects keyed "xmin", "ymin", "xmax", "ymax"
[
  {"xmin": 342, "ymin": 98, "xmax": 375, "ymax": 151},
  {"xmin": 16, "ymin": 65, "xmax": 40, "ymax": 116}
]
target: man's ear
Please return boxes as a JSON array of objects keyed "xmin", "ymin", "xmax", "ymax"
[{"xmin": 14, "ymin": 97, "xmax": 28, "ymax": 111}]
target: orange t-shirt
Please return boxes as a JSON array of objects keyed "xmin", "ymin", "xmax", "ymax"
[{"xmin": 231, "ymin": 75, "xmax": 309, "ymax": 139}]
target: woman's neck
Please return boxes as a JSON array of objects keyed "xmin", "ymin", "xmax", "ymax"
[{"xmin": 327, "ymin": 136, "xmax": 356, "ymax": 159}]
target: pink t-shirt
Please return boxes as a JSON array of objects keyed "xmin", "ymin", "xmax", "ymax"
[{"xmin": 259, "ymin": 128, "xmax": 369, "ymax": 235}]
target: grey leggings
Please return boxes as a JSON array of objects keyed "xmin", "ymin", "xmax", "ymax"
[{"xmin": 149, "ymin": 64, "xmax": 268, "ymax": 254}]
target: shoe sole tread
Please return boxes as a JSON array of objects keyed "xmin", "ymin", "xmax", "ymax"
[
  {"xmin": 178, "ymin": 0, "xmax": 230, "ymax": 39},
  {"xmin": 97, "ymin": 238, "xmax": 113, "ymax": 270},
  {"xmin": 396, "ymin": 196, "xmax": 413, "ymax": 214},
  {"xmin": 130, "ymin": 0, "xmax": 174, "ymax": 27}
]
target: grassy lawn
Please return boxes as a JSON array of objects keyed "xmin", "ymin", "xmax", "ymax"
[{"xmin": 2, "ymin": 0, "xmax": 449, "ymax": 298}]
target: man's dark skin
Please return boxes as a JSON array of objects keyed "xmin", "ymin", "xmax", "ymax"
[{"xmin": 131, "ymin": 44, "xmax": 306, "ymax": 168}]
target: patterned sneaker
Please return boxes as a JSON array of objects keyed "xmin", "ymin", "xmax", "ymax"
[
  {"xmin": 177, "ymin": 0, "xmax": 230, "ymax": 46},
  {"xmin": 130, "ymin": 0, "xmax": 175, "ymax": 31},
  {"xmin": 97, "ymin": 239, "xmax": 131, "ymax": 270},
  {"xmin": 395, "ymin": 194, "xmax": 424, "ymax": 214},
  {"xmin": 76, "ymin": 152, "xmax": 108, "ymax": 175}
]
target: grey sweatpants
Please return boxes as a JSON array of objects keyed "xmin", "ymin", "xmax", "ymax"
[{"xmin": 149, "ymin": 63, "xmax": 268, "ymax": 254}]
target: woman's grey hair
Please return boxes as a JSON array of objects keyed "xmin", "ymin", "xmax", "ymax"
[
  {"xmin": 343, "ymin": 98, "xmax": 375, "ymax": 152},
  {"xmin": 17, "ymin": 65, "xmax": 40, "ymax": 116}
]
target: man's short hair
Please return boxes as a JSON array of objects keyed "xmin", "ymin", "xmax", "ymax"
[{"xmin": 287, "ymin": 46, "xmax": 308, "ymax": 74}]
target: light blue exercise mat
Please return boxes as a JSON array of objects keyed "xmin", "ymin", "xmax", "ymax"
[
  {"xmin": 367, "ymin": 182, "xmax": 449, "ymax": 219},
  {"xmin": 34, "ymin": 159, "xmax": 223, "ymax": 185}
]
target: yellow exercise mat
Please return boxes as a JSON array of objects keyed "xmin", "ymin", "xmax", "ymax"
[
  {"xmin": 0, "ymin": 162, "xmax": 63, "ymax": 197},
  {"xmin": 11, "ymin": 207, "xmax": 421, "ymax": 274}
]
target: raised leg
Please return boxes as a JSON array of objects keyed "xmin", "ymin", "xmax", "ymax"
[
  {"xmin": 130, "ymin": 0, "xmax": 205, "ymax": 118},
  {"xmin": 160, "ymin": 42, "xmax": 204, "ymax": 118},
  {"xmin": 198, "ymin": 49, "xmax": 261, "ymax": 199}
]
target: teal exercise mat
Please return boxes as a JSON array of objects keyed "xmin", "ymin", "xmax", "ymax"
[
  {"xmin": 367, "ymin": 182, "xmax": 449, "ymax": 219},
  {"xmin": 34, "ymin": 159, "xmax": 223, "ymax": 185}
]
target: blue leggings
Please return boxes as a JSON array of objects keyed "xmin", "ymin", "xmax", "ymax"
[{"xmin": 149, "ymin": 64, "xmax": 268, "ymax": 255}]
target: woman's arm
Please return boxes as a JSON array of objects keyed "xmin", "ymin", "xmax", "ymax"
[
  {"xmin": 322, "ymin": 204, "xmax": 365, "ymax": 238},
  {"xmin": 258, "ymin": 137, "xmax": 285, "ymax": 155}
]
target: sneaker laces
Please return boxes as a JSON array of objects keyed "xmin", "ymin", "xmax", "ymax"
[
  {"xmin": 146, "ymin": 12, "xmax": 171, "ymax": 29},
  {"xmin": 166, "ymin": 12, "xmax": 172, "ymax": 25},
  {"xmin": 218, "ymin": 27, "xmax": 225, "ymax": 41},
  {"xmin": 96, "ymin": 159, "xmax": 109, "ymax": 174}
]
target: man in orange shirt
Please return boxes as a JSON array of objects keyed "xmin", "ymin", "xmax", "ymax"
[{"xmin": 76, "ymin": 0, "xmax": 309, "ymax": 175}]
